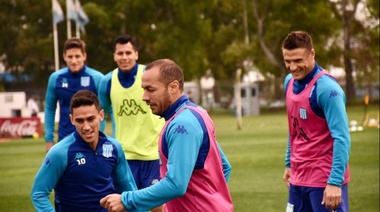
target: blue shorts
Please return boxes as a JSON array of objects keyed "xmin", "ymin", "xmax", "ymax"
[
  {"xmin": 127, "ymin": 160, "xmax": 160, "ymax": 189},
  {"xmin": 287, "ymin": 184, "xmax": 349, "ymax": 212}
]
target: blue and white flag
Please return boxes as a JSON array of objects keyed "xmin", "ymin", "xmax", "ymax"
[
  {"xmin": 52, "ymin": 0, "xmax": 64, "ymax": 24},
  {"xmin": 67, "ymin": 0, "xmax": 77, "ymax": 20},
  {"xmin": 76, "ymin": 0, "xmax": 89, "ymax": 28}
]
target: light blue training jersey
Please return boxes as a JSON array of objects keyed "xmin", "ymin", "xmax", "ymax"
[
  {"xmin": 120, "ymin": 95, "xmax": 232, "ymax": 211},
  {"xmin": 284, "ymin": 63, "xmax": 350, "ymax": 186}
]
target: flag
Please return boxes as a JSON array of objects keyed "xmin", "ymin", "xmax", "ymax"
[
  {"xmin": 67, "ymin": 0, "xmax": 77, "ymax": 20},
  {"xmin": 76, "ymin": 0, "xmax": 89, "ymax": 28},
  {"xmin": 52, "ymin": 0, "xmax": 64, "ymax": 24}
]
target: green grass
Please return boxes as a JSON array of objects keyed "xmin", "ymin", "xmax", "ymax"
[{"xmin": 0, "ymin": 105, "xmax": 378, "ymax": 211}]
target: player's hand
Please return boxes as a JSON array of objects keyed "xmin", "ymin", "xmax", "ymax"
[
  {"xmin": 100, "ymin": 194, "xmax": 125, "ymax": 212},
  {"xmin": 282, "ymin": 168, "xmax": 291, "ymax": 188},
  {"xmin": 45, "ymin": 142, "xmax": 55, "ymax": 152},
  {"xmin": 321, "ymin": 184, "xmax": 341, "ymax": 210}
]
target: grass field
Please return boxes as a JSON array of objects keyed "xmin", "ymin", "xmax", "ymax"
[{"xmin": 0, "ymin": 105, "xmax": 378, "ymax": 211}]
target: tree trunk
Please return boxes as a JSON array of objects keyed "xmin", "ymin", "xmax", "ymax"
[{"xmin": 342, "ymin": 0, "xmax": 357, "ymax": 104}]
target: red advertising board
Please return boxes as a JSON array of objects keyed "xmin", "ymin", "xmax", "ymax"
[{"xmin": 0, "ymin": 117, "xmax": 42, "ymax": 138}]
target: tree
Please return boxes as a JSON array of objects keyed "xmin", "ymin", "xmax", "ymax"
[
  {"xmin": 246, "ymin": 0, "xmax": 341, "ymax": 100},
  {"xmin": 0, "ymin": 0, "xmax": 57, "ymax": 88},
  {"xmin": 330, "ymin": 0, "xmax": 379, "ymax": 103},
  {"xmin": 0, "ymin": 0, "xmax": 377, "ymax": 105}
]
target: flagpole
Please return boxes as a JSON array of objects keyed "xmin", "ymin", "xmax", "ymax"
[
  {"xmin": 76, "ymin": 23, "xmax": 80, "ymax": 38},
  {"xmin": 52, "ymin": 0, "xmax": 60, "ymax": 71},
  {"xmin": 53, "ymin": 24, "xmax": 60, "ymax": 71},
  {"xmin": 66, "ymin": 0, "xmax": 72, "ymax": 38},
  {"xmin": 75, "ymin": 0, "xmax": 80, "ymax": 38}
]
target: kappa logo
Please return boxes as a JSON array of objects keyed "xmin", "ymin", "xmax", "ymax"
[
  {"xmin": 44, "ymin": 158, "xmax": 51, "ymax": 166},
  {"xmin": 74, "ymin": 152, "xmax": 85, "ymax": 160},
  {"xmin": 290, "ymin": 115, "xmax": 310, "ymax": 141},
  {"xmin": 74, "ymin": 152, "xmax": 86, "ymax": 165},
  {"xmin": 174, "ymin": 125, "xmax": 188, "ymax": 134},
  {"xmin": 117, "ymin": 99, "xmax": 147, "ymax": 116},
  {"xmin": 61, "ymin": 78, "xmax": 68, "ymax": 88},
  {"xmin": 329, "ymin": 90, "xmax": 338, "ymax": 98}
]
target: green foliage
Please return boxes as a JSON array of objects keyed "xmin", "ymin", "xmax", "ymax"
[
  {"xmin": 0, "ymin": 0, "xmax": 378, "ymax": 97},
  {"xmin": 0, "ymin": 105, "xmax": 378, "ymax": 211}
]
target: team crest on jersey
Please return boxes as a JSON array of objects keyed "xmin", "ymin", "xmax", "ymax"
[
  {"xmin": 61, "ymin": 78, "xmax": 68, "ymax": 88},
  {"xmin": 80, "ymin": 76, "xmax": 90, "ymax": 87},
  {"xmin": 299, "ymin": 108, "xmax": 307, "ymax": 120},
  {"xmin": 102, "ymin": 144, "xmax": 113, "ymax": 158}
]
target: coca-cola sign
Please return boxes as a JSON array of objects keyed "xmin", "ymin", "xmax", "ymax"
[{"xmin": 0, "ymin": 118, "xmax": 42, "ymax": 138}]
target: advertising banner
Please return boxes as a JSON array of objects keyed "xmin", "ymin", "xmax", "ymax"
[{"xmin": 0, "ymin": 117, "xmax": 42, "ymax": 138}]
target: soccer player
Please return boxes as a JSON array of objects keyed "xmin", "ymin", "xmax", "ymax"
[
  {"xmin": 31, "ymin": 90, "xmax": 137, "ymax": 211},
  {"xmin": 44, "ymin": 38, "xmax": 104, "ymax": 152},
  {"xmin": 100, "ymin": 59, "xmax": 233, "ymax": 212},
  {"xmin": 281, "ymin": 31, "xmax": 350, "ymax": 211},
  {"xmin": 98, "ymin": 34, "xmax": 165, "ymax": 212}
]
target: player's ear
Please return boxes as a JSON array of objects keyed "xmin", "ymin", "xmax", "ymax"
[
  {"xmin": 135, "ymin": 51, "xmax": 139, "ymax": 60},
  {"xmin": 99, "ymin": 109, "xmax": 105, "ymax": 121},
  {"xmin": 169, "ymin": 80, "xmax": 179, "ymax": 94},
  {"xmin": 69, "ymin": 114, "xmax": 74, "ymax": 125}
]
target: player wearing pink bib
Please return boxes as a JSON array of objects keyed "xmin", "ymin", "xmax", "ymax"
[
  {"xmin": 100, "ymin": 59, "xmax": 233, "ymax": 212},
  {"xmin": 282, "ymin": 31, "xmax": 350, "ymax": 212}
]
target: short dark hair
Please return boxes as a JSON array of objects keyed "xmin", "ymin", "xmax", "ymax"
[
  {"xmin": 112, "ymin": 34, "xmax": 137, "ymax": 52},
  {"xmin": 70, "ymin": 90, "xmax": 100, "ymax": 114},
  {"xmin": 145, "ymin": 59, "xmax": 184, "ymax": 91},
  {"xmin": 63, "ymin": 38, "xmax": 86, "ymax": 54},
  {"xmin": 282, "ymin": 31, "xmax": 313, "ymax": 51}
]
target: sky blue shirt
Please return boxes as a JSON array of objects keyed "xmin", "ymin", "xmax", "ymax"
[
  {"xmin": 284, "ymin": 63, "xmax": 351, "ymax": 186},
  {"xmin": 119, "ymin": 96, "xmax": 232, "ymax": 211}
]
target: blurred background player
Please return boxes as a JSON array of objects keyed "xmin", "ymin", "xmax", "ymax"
[
  {"xmin": 27, "ymin": 95, "xmax": 40, "ymax": 117},
  {"xmin": 44, "ymin": 38, "xmax": 104, "ymax": 152}
]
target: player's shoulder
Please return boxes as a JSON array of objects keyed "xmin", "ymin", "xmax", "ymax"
[
  {"xmin": 284, "ymin": 73, "xmax": 292, "ymax": 82},
  {"xmin": 48, "ymin": 134, "xmax": 75, "ymax": 157},
  {"xmin": 98, "ymin": 71, "xmax": 113, "ymax": 87},
  {"xmin": 50, "ymin": 67, "xmax": 69, "ymax": 78},
  {"xmin": 104, "ymin": 135, "xmax": 124, "ymax": 151},
  {"xmin": 105, "ymin": 135, "xmax": 120, "ymax": 145},
  {"xmin": 139, "ymin": 64, "xmax": 146, "ymax": 71},
  {"xmin": 315, "ymin": 72, "xmax": 345, "ymax": 103},
  {"xmin": 85, "ymin": 66, "xmax": 104, "ymax": 77},
  {"xmin": 283, "ymin": 74, "xmax": 293, "ymax": 92},
  {"xmin": 171, "ymin": 105, "xmax": 204, "ymax": 126},
  {"xmin": 103, "ymin": 71, "xmax": 114, "ymax": 80},
  {"xmin": 317, "ymin": 73, "xmax": 343, "ymax": 92}
]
